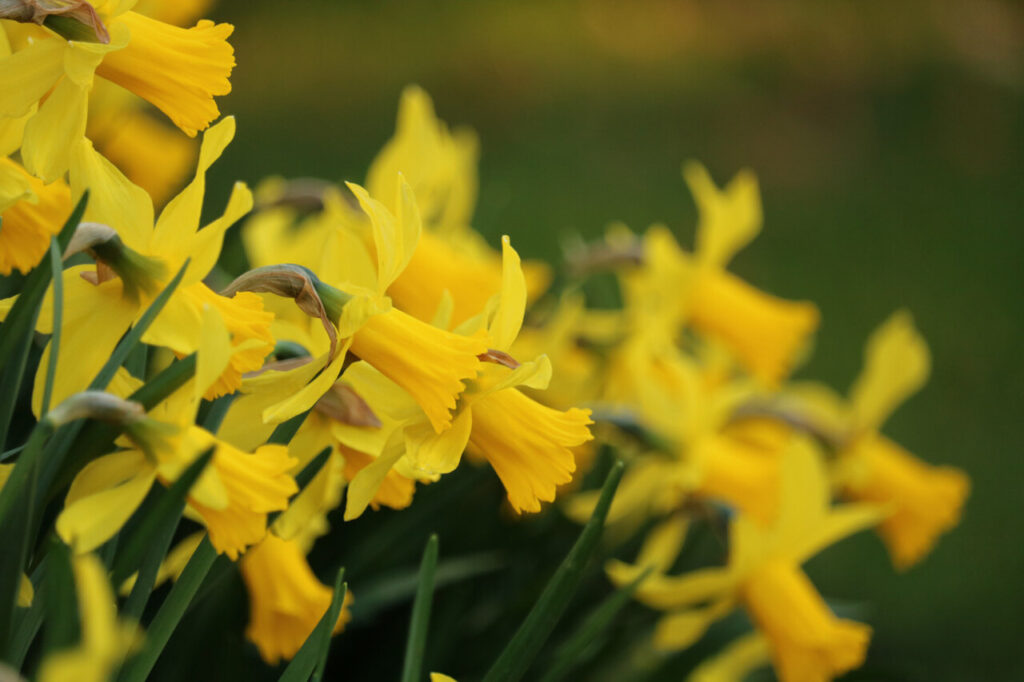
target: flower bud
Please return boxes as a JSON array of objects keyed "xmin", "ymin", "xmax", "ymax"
[{"xmin": 0, "ymin": 0, "xmax": 109, "ymax": 43}]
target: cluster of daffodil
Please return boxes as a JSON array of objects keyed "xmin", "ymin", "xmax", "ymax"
[{"xmin": 0, "ymin": 2, "xmax": 968, "ymax": 681}]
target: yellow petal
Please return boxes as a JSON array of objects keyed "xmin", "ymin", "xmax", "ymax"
[
  {"xmin": 688, "ymin": 632, "xmax": 771, "ymax": 682},
  {"xmin": 70, "ymin": 137, "xmax": 155, "ymax": 254},
  {"xmin": 684, "ymin": 161, "xmax": 762, "ymax": 268},
  {"xmin": 262, "ymin": 344, "xmax": 350, "ymax": 425},
  {"xmin": 405, "ymin": 409, "xmax": 472, "ymax": 476},
  {"xmin": 22, "ymin": 74, "xmax": 90, "ymax": 183},
  {"xmin": 849, "ymin": 310, "xmax": 930, "ymax": 432},
  {"xmin": 343, "ymin": 431, "xmax": 406, "ymax": 521},
  {"xmin": 32, "ymin": 266, "xmax": 139, "ymax": 415},
  {"xmin": 194, "ymin": 300, "xmax": 232, "ymax": 404},
  {"xmin": 346, "ymin": 178, "xmax": 421, "ymax": 293},
  {"xmin": 58, "ymin": 453, "xmax": 156, "ymax": 553},
  {"xmin": 636, "ymin": 514, "xmax": 690, "ymax": 573},
  {"xmin": 0, "ymin": 38, "xmax": 65, "ymax": 119},
  {"xmin": 182, "ymin": 180, "xmax": 252, "ymax": 285},
  {"xmin": 487, "ymin": 235, "xmax": 526, "ymax": 352},
  {"xmin": 150, "ymin": 116, "xmax": 237, "ymax": 266},
  {"xmin": 653, "ymin": 599, "xmax": 734, "ymax": 651}
]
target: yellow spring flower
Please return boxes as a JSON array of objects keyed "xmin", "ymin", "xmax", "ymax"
[
  {"xmin": 0, "ymin": 156, "xmax": 71, "ymax": 274},
  {"xmin": 1, "ymin": 117, "xmax": 267, "ymax": 410},
  {"xmin": 240, "ymin": 533, "xmax": 353, "ymax": 665},
  {"xmin": 238, "ymin": 176, "xmax": 487, "ymax": 435},
  {"xmin": 369, "ymin": 86, "xmax": 550, "ymax": 328},
  {"xmin": 595, "ymin": 330, "xmax": 784, "ymax": 527},
  {"xmin": 618, "ymin": 165, "xmax": 818, "ymax": 386},
  {"xmin": 55, "ymin": 312, "xmax": 297, "ymax": 560},
  {"xmin": 403, "ymin": 236, "xmax": 593, "ymax": 514},
  {"xmin": 38, "ymin": 553, "xmax": 141, "ymax": 682},
  {"xmin": 830, "ymin": 311, "xmax": 970, "ymax": 569},
  {"xmin": 0, "ymin": 0, "xmax": 234, "ymax": 181},
  {"xmin": 607, "ymin": 438, "xmax": 880, "ymax": 682}
]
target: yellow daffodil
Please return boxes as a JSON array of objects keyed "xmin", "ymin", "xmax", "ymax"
[
  {"xmin": 0, "ymin": 156, "xmax": 71, "ymax": 274},
  {"xmin": 37, "ymin": 553, "xmax": 141, "ymax": 682},
  {"xmin": 1, "ymin": 117, "xmax": 268, "ymax": 411},
  {"xmin": 0, "ymin": 0, "xmax": 234, "ymax": 181},
  {"xmin": 55, "ymin": 316, "xmax": 297, "ymax": 560},
  {"xmin": 681, "ymin": 162, "xmax": 819, "ymax": 385},
  {"xmin": 400, "ymin": 236, "xmax": 593, "ymax": 514},
  {"xmin": 588, "ymin": 332, "xmax": 782, "ymax": 528},
  {"xmin": 369, "ymin": 86, "xmax": 550, "ymax": 328},
  {"xmin": 238, "ymin": 176, "xmax": 488, "ymax": 435},
  {"xmin": 607, "ymin": 438, "xmax": 880, "ymax": 682},
  {"xmin": 821, "ymin": 311, "xmax": 970, "ymax": 569},
  {"xmin": 609, "ymin": 166, "xmax": 817, "ymax": 386},
  {"xmin": 240, "ymin": 533, "xmax": 352, "ymax": 664}
]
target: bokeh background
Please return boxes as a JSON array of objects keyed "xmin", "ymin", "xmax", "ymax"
[{"xmin": 177, "ymin": 1, "xmax": 1022, "ymax": 679}]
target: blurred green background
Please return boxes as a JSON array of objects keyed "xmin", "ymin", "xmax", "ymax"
[{"xmin": 187, "ymin": 0, "xmax": 1023, "ymax": 679}]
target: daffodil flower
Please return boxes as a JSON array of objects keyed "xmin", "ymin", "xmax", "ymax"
[
  {"xmin": 0, "ymin": 117, "xmax": 270, "ymax": 410},
  {"xmin": 790, "ymin": 311, "xmax": 970, "ymax": 569},
  {"xmin": 607, "ymin": 438, "xmax": 880, "ymax": 682},
  {"xmin": 240, "ymin": 533, "xmax": 352, "ymax": 664},
  {"xmin": 0, "ymin": 0, "xmax": 234, "ymax": 181},
  {"xmin": 237, "ymin": 176, "xmax": 488, "ymax": 435},
  {"xmin": 55, "ymin": 305, "xmax": 297, "ymax": 560},
  {"xmin": 368, "ymin": 86, "xmax": 550, "ymax": 328},
  {"xmin": 387, "ymin": 236, "xmax": 594, "ymax": 515},
  {"xmin": 0, "ymin": 155, "xmax": 71, "ymax": 274}
]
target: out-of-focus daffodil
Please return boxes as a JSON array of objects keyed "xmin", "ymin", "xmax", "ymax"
[
  {"xmin": 0, "ymin": 156, "xmax": 71, "ymax": 274},
  {"xmin": 794, "ymin": 311, "xmax": 970, "ymax": 569},
  {"xmin": 240, "ymin": 533, "xmax": 352, "ymax": 664},
  {"xmin": 607, "ymin": 438, "xmax": 879, "ymax": 682},
  {"xmin": 369, "ymin": 86, "xmax": 550, "ymax": 328}
]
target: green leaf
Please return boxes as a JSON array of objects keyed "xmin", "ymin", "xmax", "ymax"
[
  {"xmin": 538, "ymin": 567, "xmax": 652, "ymax": 682},
  {"xmin": 482, "ymin": 460, "xmax": 625, "ymax": 682},
  {"xmin": 41, "ymin": 536, "xmax": 78, "ymax": 657},
  {"xmin": 401, "ymin": 534, "xmax": 439, "ymax": 682},
  {"xmin": 278, "ymin": 567, "xmax": 347, "ymax": 682},
  {"xmin": 0, "ymin": 425, "xmax": 53, "ymax": 654},
  {"xmin": 349, "ymin": 551, "xmax": 503, "ymax": 624},
  {"xmin": 7, "ymin": 560, "xmax": 45, "ymax": 669},
  {"xmin": 114, "ymin": 447, "xmax": 215, "ymax": 620},
  {"xmin": 197, "ymin": 394, "xmax": 235, "ymax": 434},
  {"xmin": 130, "ymin": 353, "xmax": 197, "ymax": 411},
  {"xmin": 39, "ymin": 239, "xmax": 64, "ymax": 416},
  {"xmin": 117, "ymin": 536, "xmax": 223, "ymax": 682},
  {"xmin": 268, "ymin": 409, "xmax": 312, "ymax": 445}
]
